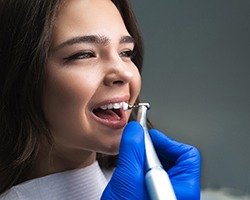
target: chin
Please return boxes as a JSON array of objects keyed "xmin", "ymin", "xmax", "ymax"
[
  {"xmin": 104, "ymin": 145, "xmax": 120, "ymax": 155},
  {"xmin": 99, "ymin": 141, "xmax": 120, "ymax": 155}
]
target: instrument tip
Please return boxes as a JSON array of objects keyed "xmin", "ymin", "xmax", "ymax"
[
  {"xmin": 123, "ymin": 102, "xmax": 150, "ymax": 111},
  {"xmin": 138, "ymin": 103, "xmax": 150, "ymax": 110}
]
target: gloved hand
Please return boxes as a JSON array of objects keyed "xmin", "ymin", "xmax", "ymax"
[
  {"xmin": 101, "ymin": 121, "xmax": 200, "ymax": 200},
  {"xmin": 149, "ymin": 128, "xmax": 200, "ymax": 200},
  {"xmin": 101, "ymin": 121, "xmax": 148, "ymax": 200}
]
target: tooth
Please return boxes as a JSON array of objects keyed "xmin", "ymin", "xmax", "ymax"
[
  {"xmin": 100, "ymin": 105, "xmax": 107, "ymax": 110},
  {"xmin": 107, "ymin": 104, "xmax": 113, "ymax": 109},
  {"xmin": 100, "ymin": 102, "xmax": 126, "ymax": 110},
  {"xmin": 113, "ymin": 103, "xmax": 120, "ymax": 109},
  {"xmin": 123, "ymin": 102, "xmax": 129, "ymax": 111}
]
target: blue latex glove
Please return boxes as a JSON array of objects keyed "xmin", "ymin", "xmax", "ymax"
[
  {"xmin": 101, "ymin": 121, "xmax": 200, "ymax": 200},
  {"xmin": 149, "ymin": 128, "xmax": 201, "ymax": 200}
]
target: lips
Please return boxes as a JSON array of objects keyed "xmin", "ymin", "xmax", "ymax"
[{"xmin": 92, "ymin": 101, "xmax": 128, "ymax": 129}]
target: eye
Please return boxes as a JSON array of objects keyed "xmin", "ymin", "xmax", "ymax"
[
  {"xmin": 119, "ymin": 49, "xmax": 136, "ymax": 59},
  {"xmin": 64, "ymin": 51, "xmax": 96, "ymax": 62}
]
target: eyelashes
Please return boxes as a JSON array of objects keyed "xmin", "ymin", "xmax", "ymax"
[
  {"xmin": 64, "ymin": 49, "xmax": 136, "ymax": 62},
  {"xmin": 64, "ymin": 51, "xmax": 95, "ymax": 62},
  {"xmin": 119, "ymin": 49, "xmax": 136, "ymax": 59}
]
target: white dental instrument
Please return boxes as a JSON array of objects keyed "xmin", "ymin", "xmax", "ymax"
[{"xmin": 124, "ymin": 102, "xmax": 177, "ymax": 200}]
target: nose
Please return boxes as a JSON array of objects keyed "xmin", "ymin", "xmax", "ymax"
[{"xmin": 103, "ymin": 58, "xmax": 134, "ymax": 87}]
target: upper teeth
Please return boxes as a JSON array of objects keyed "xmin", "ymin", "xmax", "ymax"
[{"xmin": 100, "ymin": 102, "xmax": 128, "ymax": 110}]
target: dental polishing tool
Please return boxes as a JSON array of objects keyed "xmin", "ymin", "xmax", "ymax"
[{"xmin": 124, "ymin": 102, "xmax": 177, "ymax": 200}]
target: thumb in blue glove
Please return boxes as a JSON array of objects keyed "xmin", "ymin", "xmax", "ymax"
[{"xmin": 101, "ymin": 121, "xmax": 148, "ymax": 200}]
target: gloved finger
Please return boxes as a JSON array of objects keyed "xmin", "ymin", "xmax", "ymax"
[
  {"xmin": 149, "ymin": 129, "xmax": 201, "ymax": 200},
  {"xmin": 149, "ymin": 129, "xmax": 200, "ymax": 171}
]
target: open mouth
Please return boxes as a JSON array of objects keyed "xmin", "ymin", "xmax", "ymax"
[
  {"xmin": 93, "ymin": 107, "xmax": 122, "ymax": 121},
  {"xmin": 92, "ymin": 102, "xmax": 127, "ymax": 128}
]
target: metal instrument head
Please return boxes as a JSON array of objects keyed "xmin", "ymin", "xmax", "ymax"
[
  {"xmin": 123, "ymin": 102, "xmax": 150, "ymax": 111},
  {"xmin": 138, "ymin": 103, "xmax": 151, "ymax": 110}
]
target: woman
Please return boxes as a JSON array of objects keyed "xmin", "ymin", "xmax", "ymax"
[{"xmin": 0, "ymin": 0, "xmax": 200, "ymax": 199}]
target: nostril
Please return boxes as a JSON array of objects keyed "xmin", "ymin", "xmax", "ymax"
[
  {"xmin": 104, "ymin": 70, "xmax": 133, "ymax": 86},
  {"xmin": 113, "ymin": 80, "xmax": 124, "ymax": 85}
]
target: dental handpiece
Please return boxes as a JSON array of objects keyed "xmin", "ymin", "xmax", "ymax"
[{"xmin": 125, "ymin": 103, "xmax": 177, "ymax": 200}]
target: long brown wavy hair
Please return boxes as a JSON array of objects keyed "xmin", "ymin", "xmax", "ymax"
[{"xmin": 0, "ymin": 0, "xmax": 148, "ymax": 195}]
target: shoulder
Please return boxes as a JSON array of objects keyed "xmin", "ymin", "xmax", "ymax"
[
  {"xmin": 0, "ymin": 161, "xmax": 109, "ymax": 200},
  {"xmin": 0, "ymin": 188, "xmax": 19, "ymax": 200},
  {"xmin": 0, "ymin": 178, "xmax": 43, "ymax": 200}
]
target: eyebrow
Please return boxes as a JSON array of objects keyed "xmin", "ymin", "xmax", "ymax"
[{"xmin": 53, "ymin": 35, "xmax": 135, "ymax": 50}]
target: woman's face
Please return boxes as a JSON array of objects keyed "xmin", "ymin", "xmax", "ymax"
[{"xmin": 43, "ymin": 0, "xmax": 141, "ymax": 156}]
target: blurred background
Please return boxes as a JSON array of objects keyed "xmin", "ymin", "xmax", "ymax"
[{"xmin": 130, "ymin": 0, "xmax": 250, "ymax": 199}]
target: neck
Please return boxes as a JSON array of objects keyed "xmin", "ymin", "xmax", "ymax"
[{"xmin": 27, "ymin": 140, "xmax": 96, "ymax": 181}]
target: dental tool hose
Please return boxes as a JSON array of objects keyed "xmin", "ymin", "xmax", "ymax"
[{"xmin": 136, "ymin": 103, "xmax": 177, "ymax": 200}]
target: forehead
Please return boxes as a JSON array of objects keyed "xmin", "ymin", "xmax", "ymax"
[{"xmin": 51, "ymin": 0, "xmax": 129, "ymax": 48}]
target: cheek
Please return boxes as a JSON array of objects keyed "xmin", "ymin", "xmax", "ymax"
[
  {"xmin": 44, "ymin": 75, "xmax": 85, "ymax": 110},
  {"xmin": 42, "ymin": 68, "xmax": 98, "ymax": 128},
  {"xmin": 131, "ymin": 67, "xmax": 142, "ymax": 103}
]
